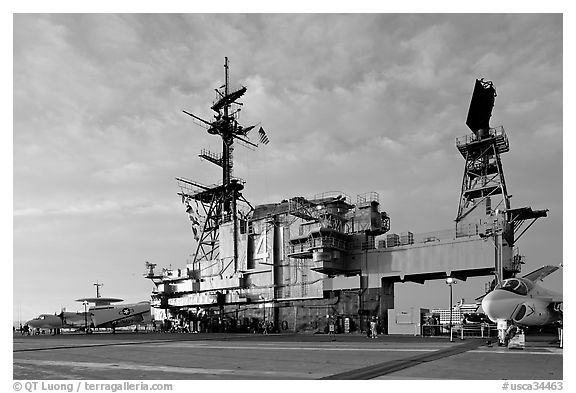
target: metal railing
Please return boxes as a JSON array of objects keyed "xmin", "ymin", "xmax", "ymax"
[
  {"xmin": 456, "ymin": 125, "xmax": 506, "ymax": 147},
  {"xmin": 357, "ymin": 191, "xmax": 379, "ymax": 204},
  {"xmin": 379, "ymin": 228, "xmax": 464, "ymax": 249},
  {"xmin": 422, "ymin": 324, "xmax": 496, "ymax": 338},
  {"xmin": 289, "ymin": 236, "xmax": 351, "ymax": 255},
  {"xmin": 199, "ymin": 148, "xmax": 222, "ymax": 161},
  {"xmin": 312, "ymin": 191, "xmax": 352, "ymax": 205}
]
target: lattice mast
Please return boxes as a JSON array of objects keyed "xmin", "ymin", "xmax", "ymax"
[
  {"xmin": 454, "ymin": 79, "xmax": 512, "ymax": 284},
  {"xmin": 455, "ymin": 79, "xmax": 547, "ymax": 282},
  {"xmin": 455, "ymin": 79, "xmax": 511, "ymax": 236},
  {"xmin": 179, "ymin": 57, "xmax": 266, "ymax": 270}
]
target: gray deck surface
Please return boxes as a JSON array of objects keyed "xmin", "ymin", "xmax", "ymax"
[{"xmin": 13, "ymin": 332, "xmax": 562, "ymax": 380}]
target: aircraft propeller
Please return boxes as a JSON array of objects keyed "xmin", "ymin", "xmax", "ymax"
[{"xmin": 58, "ymin": 307, "xmax": 66, "ymax": 325}]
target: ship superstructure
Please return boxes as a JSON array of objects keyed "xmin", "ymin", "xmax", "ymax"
[{"xmin": 145, "ymin": 65, "xmax": 547, "ymax": 333}]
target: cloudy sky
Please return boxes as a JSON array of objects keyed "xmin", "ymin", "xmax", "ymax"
[{"xmin": 13, "ymin": 14, "xmax": 562, "ymax": 322}]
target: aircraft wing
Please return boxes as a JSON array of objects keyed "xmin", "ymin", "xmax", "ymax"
[
  {"xmin": 541, "ymin": 295, "xmax": 563, "ymax": 304},
  {"xmin": 522, "ymin": 265, "xmax": 560, "ymax": 282},
  {"xmin": 474, "ymin": 293, "xmax": 488, "ymax": 303}
]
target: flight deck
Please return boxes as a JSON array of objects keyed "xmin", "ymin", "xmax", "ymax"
[{"xmin": 13, "ymin": 332, "xmax": 562, "ymax": 380}]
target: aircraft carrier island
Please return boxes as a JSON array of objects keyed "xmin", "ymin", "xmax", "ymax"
[{"xmin": 144, "ymin": 60, "xmax": 548, "ymax": 334}]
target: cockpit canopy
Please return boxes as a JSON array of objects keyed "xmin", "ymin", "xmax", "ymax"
[{"xmin": 496, "ymin": 278, "xmax": 532, "ymax": 296}]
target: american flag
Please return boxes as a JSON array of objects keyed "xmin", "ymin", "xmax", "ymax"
[{"xmin": 258, "ymin": 127, "xmax": 269, "ymax": 145}]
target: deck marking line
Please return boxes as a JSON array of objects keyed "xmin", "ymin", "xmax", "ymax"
[
  {"xmin": 320, "ymin": 339, "xmax": 485, "ymax": 380},
  {"xmin": 12, "ymin": 334, "xmax": 271, "ymax": 353},
  {"xmin": 13, "ymin": 359, "xmax": 323, "ymax": 379},
  {"xmin": 13, "ymin": 339, "xmax": 188, "ymax": 353},
  {"xmin": 131, "ymin": 343, "xmax": 439, "ymax": 352},
  {"xmin": 470, "ymin": 349, "xmax": 562, "ymax": 356}
]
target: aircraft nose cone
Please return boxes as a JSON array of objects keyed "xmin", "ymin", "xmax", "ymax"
[
  {"xmin": 481, "ymin": 290, "xmax": 509, "ymax": 322},
  {"xmin": 25, "ymin": 319, "xmax": 38, "ymax": 328}
]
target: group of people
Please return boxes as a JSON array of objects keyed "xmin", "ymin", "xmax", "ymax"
[
  {"xmin": 152, "ymin": 318, "xmax": 200, "ymax": 333},
  {"xmin": 15, "ymin": 324, "xmax": 61, "ymax": 336},
  {"xmin": 17, "ymin": 324, "xmax": 31, "ymax": 335},
  {"xmin": 326, "ymin": 316, "xmax": 378, "ymax": 338},
  {"xmin": 149, "ymin": 313, "xmax": 383, "ymax": 337},
  {"xmin": 257, "ymin": 320, "xmax": 274, "ymax": 334},
  {"xmin": 150, "ymin": 316, "xmax": 276, "ymax": 334}
]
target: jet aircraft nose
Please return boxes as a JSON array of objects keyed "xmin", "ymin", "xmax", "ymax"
[{"xmin": 481, "ymin": 290, "xmax": 517, "ymax": 322}]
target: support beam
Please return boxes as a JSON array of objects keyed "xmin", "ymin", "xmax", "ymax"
[{"xmin": 379, "ymin": 279, "xmax": 394, "ymax": 334}]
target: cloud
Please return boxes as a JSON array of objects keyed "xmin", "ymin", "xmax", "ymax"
[
  {"xmin": 92, "ymin": 162, "xmax": 149, "ymax": 183},
  {"xmin": 14, "ymin": 199, "xmax": 174, "ymax": 218},
  {"xmin": 13, "ymin": 14, "xmax": 563, "ymax": 321}
]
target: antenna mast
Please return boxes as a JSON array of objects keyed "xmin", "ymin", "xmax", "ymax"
[
  {"xmin": 456, "ymin": 79, "xmax": 548, "ymax": 282},
  {"xmin": 179, "ymin": 57, "xmax": 268, "ymax": 271},
  {"xmin": 93, "ymin": 282, "xmax": 103, "ymax": 298}
]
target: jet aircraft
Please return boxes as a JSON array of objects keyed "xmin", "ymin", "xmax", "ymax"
[{"xmin": 481, "ymin": 265, "xmax": 562, "ymax": 327}]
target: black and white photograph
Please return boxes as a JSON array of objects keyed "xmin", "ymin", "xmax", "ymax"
[{"xmin": 11, "ymin": 9, "xmax": 565, "ymax": 387}]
